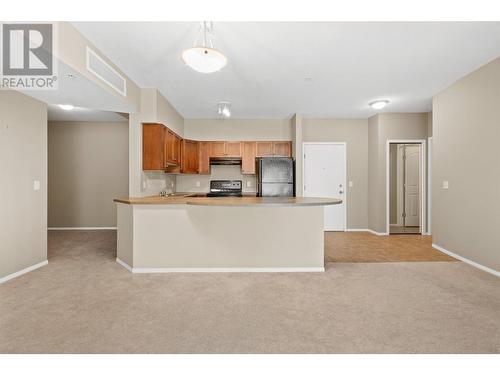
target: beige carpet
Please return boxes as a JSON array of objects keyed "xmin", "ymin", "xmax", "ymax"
[{"xmin": 0, "ymin": 230, "xmax": 499, "ymax": 353}]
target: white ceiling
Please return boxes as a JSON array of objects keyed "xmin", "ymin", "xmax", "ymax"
[
  {"xmin": 48, "ymin": 104, "xmax": 127, "ymax": 122},
  {"xmin": 73, "ymin": 22, "xmax": 500, "ymax": 118}
]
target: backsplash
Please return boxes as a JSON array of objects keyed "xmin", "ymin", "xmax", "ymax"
[
  {"xmin": 175, "ymin": 165, "xmax": 257, "ymax": 193},
  {"xmin": 141, "ymin": 171, "xmax": 176, "ymax": 196}
]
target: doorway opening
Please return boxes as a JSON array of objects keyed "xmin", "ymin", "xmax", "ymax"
[
  {"xmin": 303, "ymin": 142, "xmax": 347, "ymax": 232},
  {"xmin": 387, "ymin": 141, "xmax": 425, "ymax": 235}
]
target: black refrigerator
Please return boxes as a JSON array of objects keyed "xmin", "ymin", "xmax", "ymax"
[{"xmin": 256, "ymin": 157, "xmax": 295, "ymax": 197}]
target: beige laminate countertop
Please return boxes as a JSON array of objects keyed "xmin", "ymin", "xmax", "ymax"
[{"xmin": 114, "ymin": 194, "xmax": 342, "ymax": 207}]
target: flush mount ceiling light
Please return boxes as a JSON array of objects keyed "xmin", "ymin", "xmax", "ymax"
[
  {"xmin": 58, "ymin": 104, "xmax": 74, "ymax": 111},
  {"xmin": 369, "ymin": 100, "xmax": 389, "ymax": 110},
  {"xmin": 218, "ymin": 102, "xmax": 231, "ymax": 118},
  {"xmin": 182, "ymin": 21, "xmax": 227, "ymax": 74}
]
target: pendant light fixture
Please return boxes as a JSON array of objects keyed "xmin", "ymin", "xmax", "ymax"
[{"xmin": 182, "ymin": 22, "xmax": 227, "ymax": 74}]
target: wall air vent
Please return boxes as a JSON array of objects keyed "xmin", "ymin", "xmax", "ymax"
[{"xmin": 86, "ymin": 47, "xmax": 127, "ymax": 97}]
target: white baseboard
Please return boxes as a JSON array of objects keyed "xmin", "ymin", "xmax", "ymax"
[
  {"xmin": 116, "ymin": 258, "xmax": 133, "ymax": 272},
  {"xmin": 432, "ymin": 243, "xmax": 500, "ymax": 277},
  {"xmin": 346, "ymin": 228, "xmax": 388, "ymax": 236},
  {"xmin": 116, "ymin": 259, "xmax": 323, "ymax": 273},
  {"xmin": 48, "ymin": 227, "xmax": 117, "ymax": 230},
  {"xmin": 0, "ymin": 260, "xmax": 48, "ymax": 284}
]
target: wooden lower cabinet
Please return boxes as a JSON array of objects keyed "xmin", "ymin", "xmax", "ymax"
[
  {"xmin": 198, "ymin": 141, "xmax": 210, "ymax": 174},
  {"xmin": 181, "ymin": 139, "xmax": 199, "ymax": 174},
  {"xmin": 241, "ymin": 142, "xmax": 256, "ymax": 174}
]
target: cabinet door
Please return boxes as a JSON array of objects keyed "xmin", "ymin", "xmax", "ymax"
[
  {"xmin": 241, "ymin": 142, "xmax": 256, "ymax": 174},
  {"xmin": 224, "ymin": 141, "xmax": 242, "ymax": 157},
  {"xmin": 198, "ymin": 141, "xmax": 210, "ymax": 174},
  {"xmin": 173, "ymin": 135, "xmax": 181, "ymax": 164},
  {"xmin": 209, "ymin": 141, "xmax": 225, "ymax": 157},
  {"xmin": 273, "ymin": 141, "xmax": 292, "ymax": 157},
  {"xmin": 181, "ymin": 140, "xmax": 199, "ymax": 173},
  {"xmin": 164, "ymin": 129, "xmax": 175, "ymax": 164},
  {"xmin": 256, "ymin": 141, "xmax": 273, "ymax": 157},
  {"xmin": 143, "ymin": 123, "xmax": 165, "ymax": 170}
]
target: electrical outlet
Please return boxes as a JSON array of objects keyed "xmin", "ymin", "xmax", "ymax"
[
  {"xmin": 142, "ymin": 180, "xmax": 147, "ymax": 190},
  {"xmin": 246, "ymin": 181, "xmax": 252, "ymax": 188},
  {"xmin": 33, "ymin": 180, "xmax": 40, "ymax": 191},
  {"xmin": 442, "ymin": 180, "xmax": 449, "ymax": 189},
  {"xmin": 196, "ymin": 181, "xmax": 201, "ymax": 188},
  {"xmin": 348, "ymin": 181, "xmax": 354, "ymax": 188}
]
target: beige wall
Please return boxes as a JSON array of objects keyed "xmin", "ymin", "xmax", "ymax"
[
  {"xmin": 432, "ymin": 57, "xmax": 500, "ymax": 272},
  {"xmin": 183, "ymin": 118, "xmax": 292, "ymax": 140},
  {"xmin": 302, "ymin": 118, "xmax": 369, "ymax": 229},
  {"xmin": 0, "ymin": 91, "xmax": 47, "ymax": 279},
  {"xmin": 368, "ymin": 113, "xmax": 429, "ymax": 233},
  {"xmin": 129, "ymin": 88, "xmax": 183, "ymax": 197},
  {"xmin": 48, "ymin": 121, "xmax": 129, "ymax": 227}
]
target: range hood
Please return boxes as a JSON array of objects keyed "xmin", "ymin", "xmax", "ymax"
[{"xmin": 209, "ymin": 157, "xmax": 242, "ymax": 166}]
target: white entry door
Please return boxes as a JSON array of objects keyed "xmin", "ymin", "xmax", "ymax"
[
  {"xmin": 303, "ymin": 143, "xmax": 346, "ymax": 231},
  {"xmin": 404, "ymin": 145, "xmax": 420, "ymax": 227}
]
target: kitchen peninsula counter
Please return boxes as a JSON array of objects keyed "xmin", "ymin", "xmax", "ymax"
[
  {"xmin": 114, "ymin": 195, "xmax": 341, "ymax": 273},
  {"xmin": 114, "ymin": 195, "xmax": 341, "ymax": 207}
]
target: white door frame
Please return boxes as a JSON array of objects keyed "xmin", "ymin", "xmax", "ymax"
[
  {"xmin": 302, "ymin": 142, "xmax": 347, "ymax": 231},
  {"xmin": 386, "ymin": 139, "xmax": 426, "ymax": 236},
  {"xmin": 427, "ymin": 137, "xmax": 432, "ymax": 235}
]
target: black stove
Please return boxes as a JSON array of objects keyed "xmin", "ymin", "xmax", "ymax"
[{"xmin": 206, "ymin": 180, "xmax": 243, "ymax": 197}]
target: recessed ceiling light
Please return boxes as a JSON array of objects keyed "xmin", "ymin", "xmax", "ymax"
[
  {"xmin": 369, "ymin": 100, "xmax": 389, "ymax": 110},
  {"xmin": 182, "ymin": 22, "xmax": 227, "ymax": 74},
  {"xmin": 58, "ymin": 104, "xmax": 74, "ymax": 111}
]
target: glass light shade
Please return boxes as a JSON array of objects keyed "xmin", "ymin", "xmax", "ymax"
[
  {"xmin": 369, "ymin": 100, "xmax": 389, "ymax": 110},
  {"xmin": 182, "ymin": 47, "xmax": 227, "ymax": 73}
]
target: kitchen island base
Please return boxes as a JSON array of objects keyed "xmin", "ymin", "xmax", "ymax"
[{"xmin": 116, "ymin": 202, "xmax": 326, "ymax": 272}]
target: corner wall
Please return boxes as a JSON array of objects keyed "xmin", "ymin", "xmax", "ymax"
[
  {"xmin": 302, "ymin": 118, "xmax": 369, "ymax": 229},
  {"xmin": 0, "ymin": 91, "xmax": 48, "ymax": 280},
  {"xmin": 48, "ymin": 121, "xmax": 129, "ymax": 228},
  {"xmin": 129, "ymin": 88, "xmax": 184, "ymax": 197},
  {"xmin": 432, "ymin": 57, "xmax": 500, "ymax": 272}
]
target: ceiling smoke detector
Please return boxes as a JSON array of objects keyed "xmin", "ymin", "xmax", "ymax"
[{"xmin": 217, "ymin": 102, "xmax": 231, "ymax": 118}]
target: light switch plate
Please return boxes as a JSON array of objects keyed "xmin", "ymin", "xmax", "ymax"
[
  {"xmin": 442, "ymin": 180, "xmax": 449, "ymax": 189},
  {"xmin": 348, "ymin": 181, "xmax": 354, "ymax": 188},
  {"xmin": 33, "ymin": 180, "xmax": 40, "ymax": 191}
]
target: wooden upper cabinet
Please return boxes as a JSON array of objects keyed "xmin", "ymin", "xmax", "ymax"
[
  {"xmin": 209, "ymin": 141, "xmax": 225, "ymax": 157},
  {"xmin": 273, "ymin": 141, "xmax": 292, "ymax": 157},
  {"xmin": 241, "ymin": 142, "xmax": 256, "ymax": 174},
  {"xmin": 256, "ymin": 141, "xmax": 274, "ymax": 157},
  {"xmin": 198, "ymin": 141, "xmax": 210, "ymax": 174},
  {"xmin": 181, "ymin": 139, "xmax": 199, "ymax": 174},
  {"xmin": 143, "ymin": 123, "xmax": 166, "ymax": 170},
  {"xmin": 164, "ymin": 129, "xmax": 182, "ymax": 166},
  {"xmin": 224, "ymin": 141, "xmax": 242, "ymax": 157}
]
